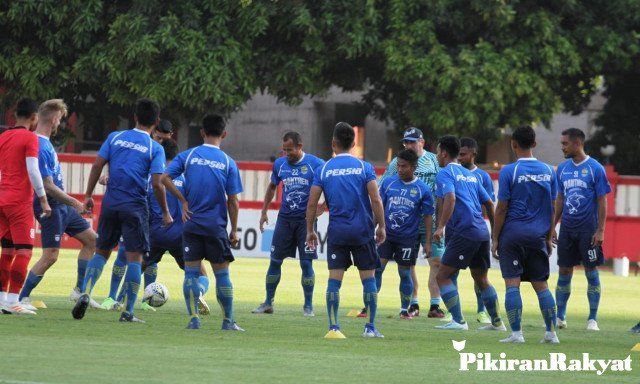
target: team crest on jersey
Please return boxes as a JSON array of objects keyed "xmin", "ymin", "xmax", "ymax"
[
  {"xmin": 581, "ymin": 168, "xmax": 589, "ymax": 177},
  {"xmin": 410, "ymin": 188, "xmax": 418, "ymax": 197},
  {"xmin": 300, "ymin": 165, "xmax": 308, "ymax": 175}
]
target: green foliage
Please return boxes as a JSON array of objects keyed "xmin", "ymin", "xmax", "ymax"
[{"xmin": 0, "ymin": 0, "xmax": 638, "ymax": 153}]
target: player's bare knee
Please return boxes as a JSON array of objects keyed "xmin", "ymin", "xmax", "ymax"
[
  {"xmin": 559, "ymin": 266, "xmax": 574, "ymax": 276},
  {"xmin": 42, "ymin": 249, "xmax": 59, "ymax": 268}
]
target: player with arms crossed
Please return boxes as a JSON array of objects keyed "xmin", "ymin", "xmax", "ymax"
[
  {"xmin": 376, "ymin": 149, "xmax": 434, "ymax": 319},
  {"xmin": 72, "ymin": 99, "xmax": 169, "ymax": 323},
  {"xmin": 18, "ymin": 99, "xmax": 99, "ymax": 310},
  {"xmin": 458, "ymin": 137, "xmax": 495, "ymax": 324},
  {"xmin": 493, "ymin": 126, "xmax": 559, "ymax": 344},
  {"xmin": 0, "ymin": 98, "xmax": 52, "ymax": 314},
  {"xmin": 162, "ymin": 114, "xmax": 243, "ymax": 331},
  {"xmin": 253, "ymin": 131, "xmax": 324, "ymax": 316},
  {"xmin": 306, "ymin": 122, "xmax": 386, "ymax": 339},
  {"xmin": 432, "ymin": 136, "xmax": 503, "ymax": 331},
  {"xmin": 554, "ymin": 128, "xmax": 611, "ymax": 331}
]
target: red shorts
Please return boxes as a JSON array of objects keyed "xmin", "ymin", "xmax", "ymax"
[{"xmin": 0, "ymin": 204, "xmax": 35, "ymax": 246}]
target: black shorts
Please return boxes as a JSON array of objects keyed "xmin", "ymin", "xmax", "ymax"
[
  {"xmin": 327, "ymin": 240, "xmax": 380, "ymax": 271},
  {"xmin": 498, "ymin": 234, "xmax": 549, "ymax": 282},
  {"xmin": 35, "ymin": 204, "xmax": 90, "ymax": 248},
  {"xmin": 143, "ymin": 246, "xmax": 184, "ymax": 270},
  {"xmin": 270, "ymin": 217, "xmax": 317, "ymax": 260},
  {"xmin": 441, "ymin": 235, "xmax": 490, "ymax": 270},
  {"xmin": 378, "ymin": 238, "xmax": 420, "ymax": 267},
  {"xmin": 557, "ymin": 229, "xmax": 604, "ymax": 268},
  {"xmin": 96, "ymin": 206, "xmax": 149, "ymax": 253},
  {"xmin": 183, "ymin": 231, "xmax": 234, "ymax": 264}
]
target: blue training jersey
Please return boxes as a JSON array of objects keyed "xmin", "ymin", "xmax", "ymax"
[
  {"xmin": 166, "ymin": 144, "xmax": 243, "ymax": 237},
  {"xmin": 98, "ymin": 128, "xmax": 165, "ymax": 210},
  {"xmin": 556, "ymin": 156, "xmax": 611, "ymax": 233},
  {"xmin": 148, "ymin": 174, "xmax": 185, "ymax": 247},
  {"xmin": 435, "ymin": 163, "xmax": 491, "ymax": 241},
  {"xmin": 472, "ymin": 166, "xmax": 495, "ymax": 201},
  {"xmin": 498, "ymin": 158, "xmax": 557, "ymax": 243},
  {"xmin": 312, "ymin": 153, "xmax": 377, "ymax": 246},
  {"xmin": 379, "ymin": 175, "xmax": 434, "ymax": 241},
  {"xmin": 271, "ymin": 153, "xmax": 325, "ymax": 219},
  {"xmin": 34, "ymin": 134, "xmax": 64, "ymax": 207}
]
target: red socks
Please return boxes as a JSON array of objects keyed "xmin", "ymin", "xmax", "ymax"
[
  {"xmin": 8, "ymin": 248, "xmax": 32, "ymax": 294},
  {"xmin": 0, "ymin": 246, "xmax": 15, "ymax": 292}
]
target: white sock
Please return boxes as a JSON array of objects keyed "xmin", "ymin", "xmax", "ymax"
[
  {"xmin": 6, "ymin": 293, "xmax": 19, "ymax": 304},
  {"xmin": 0, "ymin": 291, "xmax": 6, "ymax": 303}
]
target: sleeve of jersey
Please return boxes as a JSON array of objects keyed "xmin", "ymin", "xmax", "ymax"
[
  {"xmin": 421, "ymin": 185, "xmax": 435, "ymax": 215},
  {"xmin": 435, "ymin": 171, "xmax": 454, "ymax": 198},
  {"xmin": 484, "ymin": 173, "xmax": 496, "ymax": 201},
  {"xmin": 378, "ymin": 179, "xmax": 387, "ymax": 202},
  {"xmin": 225, "ymin": 159, "xmax": 243, "ymax": 196},
  {"xmin": 364, "ymin": 162, "xmax": 376, "ymax": 183},
  {"xmin": 312, "ymin": 165, "xmax": 323, "ymax": 188},
  {"xmin": 595, "ymin": 164, "xmax": 612, "ymax": 196},
  {"xmin": 25, "ymin": 133, "xmax": 39, "ymax": 158},
  {"xmin": 270, "ymin": 160, "xmax": 280, "ymax": 185},
  {"xmin": 379, "ymin": 158, "xmax": 397, "ymax": 182},
  {"xmin": 165, "ymin": 153, "xmax": 184, "ymax": 179},
  {"xmin": 149, "ymin": 144, "xmax": 166, "ymax": 174},
  {"xmin": 477, "ymin": 182, "xmax": 491, "ymax": 204},
  {"xmin": 97, "ymin": 134, "xmax": 112, "ymax": 161},
  {"xmin": 555, "ymin": 164, "xmax": 564, "ymax": 197},
  {"xmin": 38, "ymin": 148, "xmax": 52, "ymax": 178},
  {"xmin": 550, "ymin": 168, "xmax": 558, "ymax": 200},
  {"xmin": 497, "ymin": 167, "xmax": 512, "ymax": 201}
]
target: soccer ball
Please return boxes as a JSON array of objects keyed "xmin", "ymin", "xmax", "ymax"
[{"xmin": 143, "ymin": 282, "xmax": 169, "ymax": 307}]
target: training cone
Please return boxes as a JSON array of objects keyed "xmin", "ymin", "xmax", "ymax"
[
  {"xmin": 346, "ymin": 309, "xmax": 360, "ymax": 317},
  {"xmin": 31, "ymin": 300, "xmax": 47, "ymax": 309},
  {"xmin": 324, "ymin": 330, "xmax": 346, "ymax": 339},
  {"xmin": 631, "ymin": 343, "xmax": 640, "ymax": 352}
]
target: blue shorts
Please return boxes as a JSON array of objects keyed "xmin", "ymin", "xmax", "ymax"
[
  {"xmin": 271, "ymin": 217, "xmax": 317, "ymax": 260},
  {"xmin": 143, "ymin": 246, "xmax": 184, "ymax": 270},
  {"xmin": 557, "ymin": 229, "xmax": 604, "ymax": 268},
  {"xmin": 417, "ymin": 232, "xmax": 446, "ymax": 258},
  {"xmin": 183, "ymin": 231, "xmax": 234, "ymax": 264},
  {"xmin": 498, "ymin": 235, "xmax": 549, "ymax": 282},
  {"xmin": 441, "ymin": 235, "xmax": 490, "ymax": 270},
  {"xmin": 96, "ymin": 207, "xmax": 149, "ymax": 253},
  {"xmin": 35, "ymin": 204, "xmax": 90, "ymax": 248},
  {"xmin": 327, "ymin": 240, "xmax": 380, "ymax": 271},
  {"xmin": 378, "ymin": 238, "xmax": 420, "ymax": 267}
]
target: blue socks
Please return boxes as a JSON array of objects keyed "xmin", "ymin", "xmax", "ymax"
[
  {"xmin": 362, "ymin": 277, "xmax": 378, "ymax": 325},
  {"xmin": 398, "ymin": 268, "xmax": 413, "ymax": 311},
  {"xmin": 300, "ymin": 259, "xmax": 314, "ymax": 309},
  {"xmin": 183, "ymin": 266, "xmax": 200, "ymax": 318},
  {"xmin": 264, "ymin": 259, "xmax": 282, "ymax": 305},
  {"xmin": 108, "ymin": 249, "xmax": 127, "ymax": 300},
  {"xmin": 537, "ymin": 289, "xmax": 557, "ymax": 332},
  {"xmin": 430, "ymin": 297, "xmax": 442, "ymax": 307},
  {"xmin": 82, "ymin": 254, "xmax": 107, "ymax": 294},
  {"xmin": 143, "ymin": 262, "xmax": 158, "ymax": 288},
  {"xmin": 586, "ymin": 270, "xmax": 601, "ymax": 321},
  {"xmin": 505, "ymin": 286, "xmax": 523, "ymax": 332},
  {"xmin": 198, "ymin": 275, "xmax": 210, "ymax": 295},
  {"xmin": 555, "ymin": 273, "xmax": 572, "ymax": 321},
  {"xmin": 374, "ymin": 265, "xmax": 385, "ymax": 293},
  {"xmin": 76, "ymin": 259, "xmax": 88, "ymax": 291},
  {"xmin": 326, "ymin": 278, "xmax": 341, "ymax": 328},
  {"xmin": 215, "ymin": 268, "xmax": 234, "ymax": 322},
  {"xmin": 123, "ymin": 261, "xmax": 141, "ymax": 314},
  {"xmin": 440, "ymin": 283, "xmax": 464, "ymax": 323},
  {"xmin": 19, "ymin": 271, "xmax": 43, "ymax": 300},
  {"xmin": 480, "ymin": 285, "xmax": 501, "ymax": 325},
  {"xmin": 475, "ymin": 283, "xmax": 486, "ymax": 313}
]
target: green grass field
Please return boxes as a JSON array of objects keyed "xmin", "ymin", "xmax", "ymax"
[{"xmin": 1, "ymin": 250, "xmax": 639, "ymax": 384}]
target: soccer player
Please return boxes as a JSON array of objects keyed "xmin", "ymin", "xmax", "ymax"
[
  {"xmin": 18, "ymin": 99, "xmax": 100, "ymax": 310},
  {"xmin": 554, "ymin": 128, "xmax": 611, "ymax": 331},
  {"xmin": 458, "ymin": 137, "xmax": 495, "ymax": 324},
  {"xmin": 492, "ymin": 125, "xmax": 559, "ymax": 344},
  {"xmin": 72, "ymin": 98, "xmax": 169, "ymax": 323},
  {"xmin": 103, "ymin": 140, "xmax": 211, "ymax": 314},
  {"xmin": 253, "ymin": 131, "xmax": 324, "ymax": 316},
  {"xmin": 374, "ymin": 127, "xmax": 444, "ymax": 319},
  {"xmin": 377, "ymin": 149, "xmax": 434, "ymax": 319},
  {"xmin": 162, "ymin": 114, "xmax": 243, "ymax": 331},
  {"xmin": 0, "ymin": 98, "xmax": 52, "ymax": 315},
  {"xmin": 306, "ymin": 122, "xmax": 386, "ymax": 339},
  {"xmin": 431, "ymin": 136, "xmax": 503, "ymax": 331}
]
